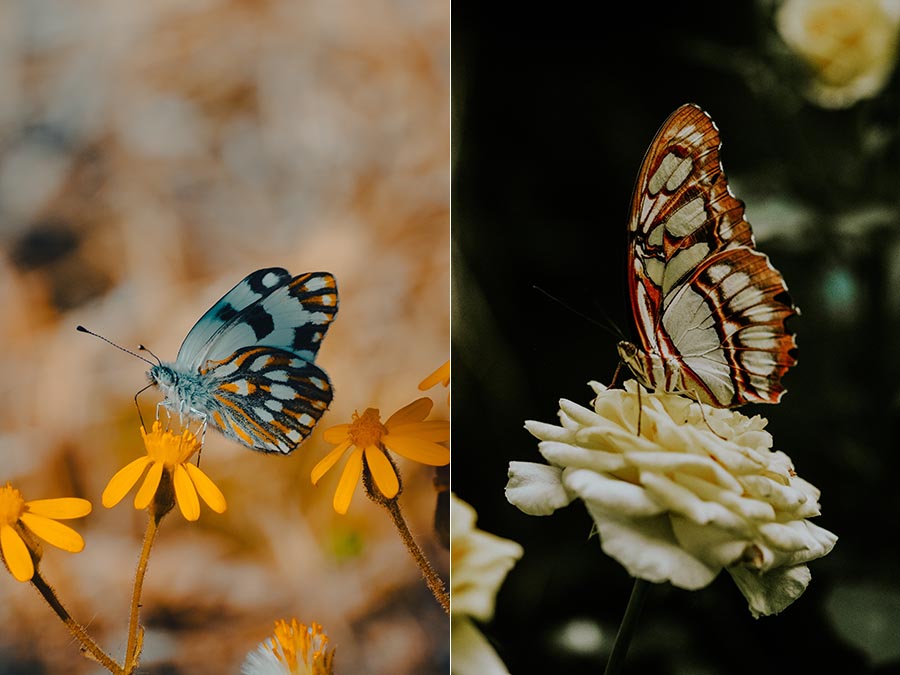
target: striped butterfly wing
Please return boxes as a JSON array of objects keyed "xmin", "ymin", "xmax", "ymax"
[
  {"xmin": 171, "ymin": 269, "xmax": 338, "ymax": 454},
  {"xmin": 200, "ymin": 346, "xmax": 333, "ymax": 454},
  {"xmin": 623, "ymin": 104, "xmax": 797, "ymax": 407},
  {"xmin": 180, "ymin": 271, "xmax": 338, "ymax": 370}
]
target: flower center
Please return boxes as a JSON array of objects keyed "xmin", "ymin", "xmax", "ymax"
[
  {"xmin": 270, "ymin": 619, "xmax": 332, "ymax": 674},
  {"xmin": 347, "ymin": 408, "xmax": 386, "ymax": 449},
  {"xmin": 0, "ymin": 482, "xmax": 25, "ymax": 526},
  {"xmin": 142, "ymin": 421, "xmax": 203, "ymax": 467}
]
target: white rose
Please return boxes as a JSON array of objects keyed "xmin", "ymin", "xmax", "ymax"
[
  {"xmin": 507, "ymin": 381, "xmax": 837, "ymax": 618},
  {"xmin": 451, "ymin": 493, "xmax": 523, "ymax": 675},
  {"xmin": 776, "ymin": 0, "xmax": 900, "ymax": 107}
]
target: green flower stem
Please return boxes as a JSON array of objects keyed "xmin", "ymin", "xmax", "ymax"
[
  {"xmin": 30, "ymin": 568, "xmax": 125, "ymax": 675},
  {"xmin": 604, "ymin": 578, "xmax": 650, "ymax": 675}
]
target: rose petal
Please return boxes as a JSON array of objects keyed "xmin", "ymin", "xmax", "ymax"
[
  {"xmin": 586, "ymin": 506, "xmax": 718, "ymax": 590},
  {"xmin": 728, "ymin": 564, "xmax": 811, "ymax": 618},
  {"xmin": 563, "ymin": 468, "xmax": 663, "ymax": 518},
  {"xmin": 505, "ymin": 462, "xmax": 572, "ymax": 516}
]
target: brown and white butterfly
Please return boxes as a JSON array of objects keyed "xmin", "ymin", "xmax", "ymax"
[{"xmin": 616, "ymin": 103, "xmax": 798, "ymax": 408}]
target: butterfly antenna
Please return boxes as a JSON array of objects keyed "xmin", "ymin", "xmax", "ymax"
[
  {"xmin": 138, "ymin": 344, "xmax": 162, "ymax": 366},
  {"xmin": 532, "ymin": 285, "xmax": 625, "ymax": 339},
  {"xmin": 76, "ymin": 325, "xmax": 157, "ymax": 366}
]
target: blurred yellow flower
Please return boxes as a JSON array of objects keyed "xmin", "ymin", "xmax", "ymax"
[
  {"xmin": 102, "ymin": 421, "xmax": 226, "ymax": 521},
  {"xmin": 241, "ymin": 618, "xmax": 335, "ymax": 675},
  {"xmin": 419, "ymin": 360, "xmax": 450, "ymax": 390},
  {"xmin": 312, "ymin": 397, "xmax": 450, "ymax": 514},
  {"xmin": 419, "ymin": 360, "xmax": 450, "ymax": 405},
  {"xmin": 776, "ymin": 0, "xmax": 900, "ymax": 107},
  {"xmin": 0, "ymin": 482, "xmax": 91, "ymax": 582}
]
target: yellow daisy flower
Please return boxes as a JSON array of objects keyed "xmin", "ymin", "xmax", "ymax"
[
  {"xmin": 102, "ymin": 421, "xmax": 227, "ymax": 521},
  {"xmin": 241, "ymin": 618, "xmax": 335, "ymax": 675},
  {"xmin": 0, "ymin": 482, "xmax": 91, "ymax": 582},
  {"xmin": 311, "ymin": 397, "xmax": 450, "ymax": 514}
]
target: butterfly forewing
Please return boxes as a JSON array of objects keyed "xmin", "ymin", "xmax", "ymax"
[
  {"xmin": 176, "ymin": 268, "xmax": 292, "ymax": 368},
  {"xmin": 191, "ymin": 272, "xmax": 338, "ymax": 367},
  {"xmin": 624, "ymin": 104, "xmax": 797, "ymax": 407}
]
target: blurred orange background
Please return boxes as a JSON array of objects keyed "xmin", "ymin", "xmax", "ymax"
[{"xmin": 0, "ymin": 1, "xmax": 449, "ymax": 673}]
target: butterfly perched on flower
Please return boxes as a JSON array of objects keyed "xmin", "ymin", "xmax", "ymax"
[
  {"xmin": 616, "ymin": 104, "xmax": 798, "ymax": 408},
  {"xmin": 147, "ymin": 268, "xmax": 338, "ymax": 454}
]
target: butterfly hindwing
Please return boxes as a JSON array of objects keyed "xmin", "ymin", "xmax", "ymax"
[
  {"xmin": 200, "ymin": 346, "xmax": 334, "ymax": 454},
  {"xmin": 622, "ymin": 104, "xmax": 798, "ymax": 407}
]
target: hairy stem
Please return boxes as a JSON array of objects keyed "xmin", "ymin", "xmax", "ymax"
[
  {"xmin": 31, "ymin": 569, "xmax": 125, "ymax": 674},
  {"xmin": 124, "ymin": 513, "xmax": 161, "ymax": 673},
  {"xmin": 383, "ymin": 498, "xmax": 450, "ymax": 614}
]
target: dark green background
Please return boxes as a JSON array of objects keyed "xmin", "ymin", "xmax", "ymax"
[{"xmin": 453, "ymin": 3, "xmax": 900, "ymax": 673}]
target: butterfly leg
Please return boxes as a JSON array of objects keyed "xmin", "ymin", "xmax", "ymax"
[
  {"xmin": 686, "ymin": 389, "xmax": 727, "ymax": 440},
  {"xmin": 635, "ymin": 382, "xmax": 644, "ymax": 437}
]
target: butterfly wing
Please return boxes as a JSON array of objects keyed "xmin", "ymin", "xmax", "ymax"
[
  {"xmin": 176, "ymin": 268, "xmax": 293, "ymax": 367},
  {"xmin": 626, "ymin": 104, "xmax": 797, "ymax": 406},
  {"xmin": 199, "ymin": 345, "xmax": 334, "ymax": 454},
  {"xmin": 178, "ymin": 270, "xmax": 338, "ymax": 370}
]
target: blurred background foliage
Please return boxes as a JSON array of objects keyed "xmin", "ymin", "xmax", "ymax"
[
  {"xmin": 0, "ymin": 1, "xmax": 448, "ymax": 673},
  {"xmin": 453, "ymin": 1, "xmax": 900, "ymax": 673}
]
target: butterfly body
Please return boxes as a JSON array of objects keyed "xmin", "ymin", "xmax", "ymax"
[
  {"xmin": 620, "ymin": 104, "xmax": 797, "ymax": 408},
  {"xmin": 147, "ymin": 268, "xmax": 338, "ymax": 454}
]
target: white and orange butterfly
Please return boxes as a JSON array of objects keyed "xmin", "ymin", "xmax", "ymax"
[
  {"xmin": 146, "ymin": 268, "xmax": 338, "ymax": 453},
  {"xmin": 616, "ymin": 104, "xmax": 797, "ymax": 407}
]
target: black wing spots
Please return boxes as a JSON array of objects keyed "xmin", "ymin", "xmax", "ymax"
[
  {"xmin": 240, "ymin": 303, "xmax": 276, "ymax": 341},
  {"xmin": 215, "ymin": 303, "xmax": 238, "ymax": 323},
  {"xmin": 246, "ymin": 268, "xmax": 292, "ymax": 294},
  {"xmin": 291, "ymin": 322, "xmax": 324, "ymax": 352}
]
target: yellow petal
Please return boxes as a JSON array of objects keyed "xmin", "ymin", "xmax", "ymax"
[
  {"xmin": 185, "ymin": 463, "xmax": 226, "ymax": 514},
  {"xmin": 384, "ymin": 398, "xmax": 433, "ymax": 429},
  {"xmin": 383, "ymin": 435, "xmax": 450, "ymax": 465},
  {"xmin": 333, "ymin": 447, "xmax": 364, "ymax": 515},
  {"xmin": 173, "ymin": 465, "xmax": 200, "ymax": 521},
  {"xmin": 418, "ymin": 360, "xmax": 450, "ymax": 390},
  {"xmin": 386, "ymin": 420, "xmax": 449, "ymax": 443},
  {"xmin": 311, "ymin": 440, "xmax": 352, "ymax": 485},
  {"xmin": 103, "ymin": 456, "xmax": 153, "ymax": 508},
  {"xmin": 364, "ymin": 446, "xmax": 399, "ymax": 499},
  {"xmin": 19, "ymin": 513, "xmax": 85, "ymax": 553},
  {"xmin": 1, "ymin": 524, "xmax": 33, "ymax": 581},
  {"xmin": 134, "ymin": 462, "xmax": 163, "ymax": 510},
  {"xmin": 323, "ymin": 424, "xmax": 351, "ymax": 444},
  {"xmin": 26, "ymin": 498, "xmax": 92, "ymax": 520}
]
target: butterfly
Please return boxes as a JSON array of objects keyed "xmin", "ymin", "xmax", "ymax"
[
  {"xmin": 616, "ymin": 104, "xmax": 798, "ymax": 408},
  {"xmin": 147, "ymin": 268, "xmax": 338, "ymax": 454}
]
